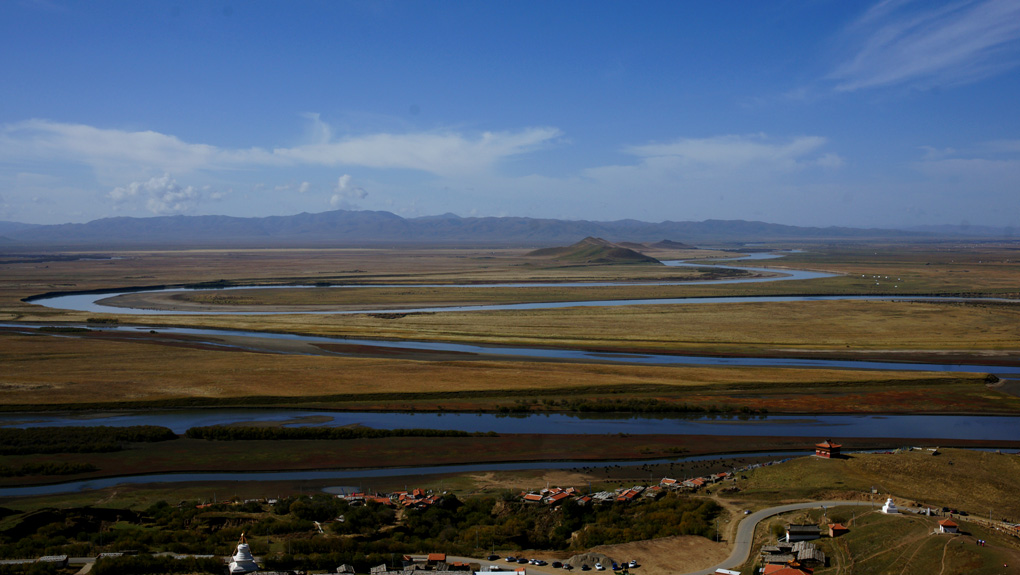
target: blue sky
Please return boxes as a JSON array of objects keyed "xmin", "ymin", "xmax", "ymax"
[{"xmin": 2, "ymin": 0, "xmax": 1019, "ymax": 228}]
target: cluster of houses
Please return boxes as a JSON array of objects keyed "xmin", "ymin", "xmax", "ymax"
[
  {"xmin": 518, "ymin": 457, "xmax": 798, "ymax": 507},
  {"xmin": 337, "ymin": 488, "xmax": 443, "ymax": 510},
  {"xmin": 360, "ymin": 553, "xmax": 477, "ymax": 575},
  {"xmin": 752, "ymin": 524, "xmax": 838, "ymax": 575}
]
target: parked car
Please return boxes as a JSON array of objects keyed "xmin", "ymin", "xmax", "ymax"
[
  {"xmin": 628, "ymin": 560, "xmax": 638, "ymax": 568},
  {"xmin": 552, "ymin": 562, "xmax": 563, "ymax": 569},
  {"xmin": 595, "ymin": 563, "xmax": 605, "ymax": 571},
  {"xmin": 535, "ymin": 560, "xmax": 547, "ymax": 566},
  {"xmin": 506, "ymin": 557, "xmax": 517, "ymax": 563},
  {"xmin": 518, "ymin": 559, "xmax": 528, "ymax": 564},
  {"xmin": 489, "ymin": 555, "xmax": 501, "ymax": 561},
  {"xmin": 580, "ymin": 565, "xmax": 590, "ymax": 571}
]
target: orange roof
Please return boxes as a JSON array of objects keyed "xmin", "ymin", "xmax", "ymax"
[
  {"xmin": 829, "ymin": 523, "xmax": 847, "ymax": 530},
  {"xmin": 815, "ymin": 440, "xmax": 842, "ymax": 449},
  {"xmin": 427, "ymin": 553, "xmax": 447, "ymax": 562},
  {"xmin": 763, "ymin": 564, "xmax": 813, "ymax": 575},
  {"xmin": 939, "ymin": 519, "xmax": 958, "ymax": 527}
]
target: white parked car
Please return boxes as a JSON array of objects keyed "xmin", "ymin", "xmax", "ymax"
[
  {"xmin": 595, "ymin": 563, "xmax": 604, "ymax": 571},
  {"xmin": 627, "ymin": 560, "xmax": 638, "ymax": 568}
]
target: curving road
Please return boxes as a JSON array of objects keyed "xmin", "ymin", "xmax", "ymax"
[
  {"xmin": 447, "ymin": 500, "xmax": 870, "ymax": 575},
  {"xmin": 686, "ymin": 500, "xmax": 866, "ymax": 575}
]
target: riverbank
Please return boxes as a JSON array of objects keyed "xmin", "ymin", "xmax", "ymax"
[{"xmin": 2, "ymin": 432, "xmax": 1019, "ymax": 492}]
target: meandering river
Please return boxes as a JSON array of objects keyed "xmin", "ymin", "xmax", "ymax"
[{"xmin": 6, "ymin": 252, "xmax": 1017, "ymax": 495}]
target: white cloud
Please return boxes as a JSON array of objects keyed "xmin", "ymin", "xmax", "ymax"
[
  {"xmin": 582, "ymin": 135, "xmax": 840, "ymax": 190},
  {"xmin": 0, "ymin": 119, "xmax": 560, "ymax": 178},
  {"xmin": 831, "ymin": 0, "xmax": 1020, "ymax": 91},
  {"xmin": 109, "ymin": 174, "xmax": 204, "ymax": 215},
  {"xmin": 330, "ymin": 174, "xmax": 368, "ymax": 209},
  {"xmin": 0, "ymin": 119, "xmax": 272, "ymax": 175},
  {"xmin": 274, "ymin": 127, "xmax": 561, "ymax": 175},
  {"xmin": 298, "ymin": 181, "xmax": 311, "ymax": 194}
]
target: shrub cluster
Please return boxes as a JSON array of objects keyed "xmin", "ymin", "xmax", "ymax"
[
  {"xmin": 0, "ymin": 462, "xmax": 97, "ymax": 477},
  {"xmin": 0, "ymin": 426, "xmax": 177, "ymax": 455}
]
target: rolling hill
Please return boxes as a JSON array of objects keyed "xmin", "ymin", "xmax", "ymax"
[{"xmin": 526, "ymin": 237, "xmax": 662, "ymax": 264}]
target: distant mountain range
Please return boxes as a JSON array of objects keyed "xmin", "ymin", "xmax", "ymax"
[{"xmin": 0, "ymin": 209, "xmax": 994, "ymax": 249}]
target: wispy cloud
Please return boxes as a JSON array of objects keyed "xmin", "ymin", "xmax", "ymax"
[
  {"xmin": 623, "ymin": 134, "xmax": 835, "ymax": 171},
  {"xmin": 831, "ymin": 0, "xmax": 1020, "ymax": 91},
  {"xmin": 0, "ymin": 119, "xmax": 561, "ymax": 178}
]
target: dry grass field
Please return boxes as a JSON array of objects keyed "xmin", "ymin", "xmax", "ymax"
[
  {"xmin": 724, "ymin": 448, "xmax": 1020, "ymax": 520},
  {"xmin": 740, "ymin": 504, "xmax": 1020, "ymax": 575},
  {"xmin": 1, "ymin": 330, "xmax": 1012, "ymax": 414},
  {"xmin": 1, "ymin": 242, "xmax": 1018, "ymax": 414}
]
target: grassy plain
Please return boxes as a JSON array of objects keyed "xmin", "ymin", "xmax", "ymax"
[
  {"xmin": 740, "ymin": 504, "xmax": 1020, "ymax": 575},
  {"xmin": 719, "ymin": 448, "xmax": 1020, "ymax": 573},
  {"xmin": 722, "ymin": 448, "xmax": 1020, "ymax": 520},
  {"xmin": 1, "ymin": 330, "xmax": 1011, "ymax": 414},
  {"xmin": 1, "ymin": 241, "xmax": 1018, "ymax": 414},
  {"xmin": 3, "ymin": 244, "xmax": 1017, "ymax": 355}
]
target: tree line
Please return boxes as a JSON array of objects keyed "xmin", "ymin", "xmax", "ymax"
[{"xmin": 0, "ymin": 426, "xmax": 177, "ymax": 455}]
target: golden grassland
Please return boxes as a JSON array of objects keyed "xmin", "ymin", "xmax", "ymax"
[
  {"xmin": 742, "ymin": 504, "xmax": 1020, "ymax": 575},
  {"xmin": 1, "ymin": 242, "xmax": 1018, "ymax": 414},
  {"xmin": 725, "ymin": 448, "xmax": 1020, "ymax": 520},
  {"xmin": 1, "ymin": 243, "xmax": 1017, "ymax": 355},
  {"xmin": 105, "ymin": 298, "xmax": 1018, "ymax": 355},
  {"xmin": 1, "ymin": 331, "xmax": 1014, "ymax": 414}
]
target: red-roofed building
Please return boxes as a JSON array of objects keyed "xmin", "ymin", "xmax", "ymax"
[
  {"xmin": 546, "ymin": 492, "xmax": 571, "ymax": 506},
  {"xmin": 938, "ymin": 519, "xmax": 959, "ymax": 534},
  {"xmin": 523, "ymin": 493, "xmax": 543, "ymax": 504},
  {"xmin": 814, "ymin": 440, "xmax": 842, "ymax": 459},
  {"xmin": 617, "ymin": 489, "xmax": 639, "ymax": 502},
  {"xmin": 763, "ymin": 563, "xmax": 813, "ymax": 575},
  {"xmin": 427, "ymin": 553, "xmax": 447, "ymax": 565},
  {"xmin": 828, "ymin": 523, "xmax": 849, "ymax": 537}
]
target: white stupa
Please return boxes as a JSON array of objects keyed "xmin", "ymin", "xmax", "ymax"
[
  {"xmin": 229, "ymin": 533, "xmax": 259, "ymax": 574},
  {"xmin": 881, "ymin": 498, "xmax": 899, "ymax": 514}
]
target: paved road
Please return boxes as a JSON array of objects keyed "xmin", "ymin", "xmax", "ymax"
[
  {"xmin": 452, "ymin": 500, "xmax": 872, "ymax": 575},
  {"xmin": 683, "ymin": 500, "xmax": 868, "ymax": 575}
]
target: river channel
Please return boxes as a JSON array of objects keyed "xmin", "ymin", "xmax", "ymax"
[
  {"xmin": 7, "ymin": 253, "xmax": 1018, "ymax": 495},
  {"xmin": 20, "ymin": 253, "xmax": 1020, "ymax": 377}
]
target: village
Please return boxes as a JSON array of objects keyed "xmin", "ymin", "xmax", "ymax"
[{"xmin": 4, "ymin": 442, "xmax": 1020, "ymax": 575}]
